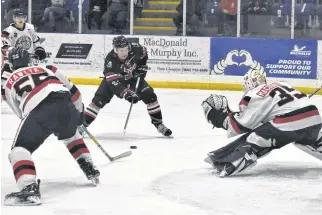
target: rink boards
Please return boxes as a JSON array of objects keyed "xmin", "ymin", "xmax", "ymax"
[{"xmin": 38, "ymin": 33, "xmax": 322, "ymax": 95}]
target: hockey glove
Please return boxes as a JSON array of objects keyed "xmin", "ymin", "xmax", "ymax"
[
  {"xmin": 123, "ymin": 90, "xmax": 139, "ymax": 104},
  {"xmin": 34, "ymin": 47, "xmax": 46, "ymax": 60},
  {"xmin": 133, "ymin": 65, "xmax": 148, "ymax": 79},
  {"xmin": 201, "ymin": 94, "xmax": 230, "ymax": 129}
]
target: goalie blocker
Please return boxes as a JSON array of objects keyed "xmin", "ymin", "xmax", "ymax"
[{"xmin": 202, "ymin": 69, "xmax": 322, "ymax": 177}]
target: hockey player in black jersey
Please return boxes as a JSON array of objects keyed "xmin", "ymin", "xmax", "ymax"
[{"xmin": 80, "ymin": 36, "xmax": 172, "ymax": 137}]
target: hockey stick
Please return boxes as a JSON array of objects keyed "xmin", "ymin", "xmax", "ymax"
[
  {"xmin": 83, "ymin": 127, "xmax": 132, "ymax": 162},
  {"xmin": 123, "ymin": 76, "xmax": 141, "ymax": 135},
  {"xmin": 308, "ymin": 85, "xmax": 322, "ymax": 98}
]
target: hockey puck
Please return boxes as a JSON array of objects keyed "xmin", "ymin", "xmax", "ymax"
[{"xmin": 130, "ymin": 146, "xmax": 137, "ymax": 149}]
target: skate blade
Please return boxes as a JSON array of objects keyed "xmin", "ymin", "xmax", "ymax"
[
  {"xmin": 4, "ymin": 196, "xmax": 42, "ymax": 206},
  {"xmin": 90, "ymin": 177, "xmax": 100, "ymax": 186},
  {"xmin": 163, "ymin": 135, "xmax": 173, "ymax": 139},
  {"xmin": 204, "ymin": 157, "xmax": 212, "ymax": 164}
]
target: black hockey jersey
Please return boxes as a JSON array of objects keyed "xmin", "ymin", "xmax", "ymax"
[{"xmin": 103, "ymin": 42, "xmax": 148, "ymax": 98}]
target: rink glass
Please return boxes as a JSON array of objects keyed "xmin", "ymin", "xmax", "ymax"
[{"xmin": 1, "ymin": 0, "xmax": 321, "ymax": 38}]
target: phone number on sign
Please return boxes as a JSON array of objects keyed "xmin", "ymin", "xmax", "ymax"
[{"xmin": 182, "ymin": 68, "xmax": 208, "ymax": 72}]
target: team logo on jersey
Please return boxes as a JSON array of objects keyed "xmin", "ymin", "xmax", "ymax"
[
  {"xmin": 211, "ymin": 50, "xmax": 264, "ymax": 75},
  {"xmin": 15, "ymin": 35, "xmax": 32, "ymax": 50},
  {"xmin": 14, "ymin": 33, "xmax": 17, "ymax": 38},
  {"xmin": 106, "ymin": 61, "xmax": 112, "ymax": 68}
]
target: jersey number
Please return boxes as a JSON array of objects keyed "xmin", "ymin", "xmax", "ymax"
[
  {"xmin": 14, "ymin": 73, "xmax": 50, "ymax": 97},
  {"xmin": 269, "ymin": 85, "xmax": 306, "ymax": 106}
]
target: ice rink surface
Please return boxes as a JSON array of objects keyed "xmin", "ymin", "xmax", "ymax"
[{"xmin": 1, "ymin": 86, "xmax": 322, "ymax": 215}]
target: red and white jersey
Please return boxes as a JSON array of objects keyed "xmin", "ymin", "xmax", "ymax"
[
  {"xmin": 3, "ymin": 65, "xmax": 82, "ymax": 119},
  {"xmin": 1, "ymin": 23, "xmax": 43, "ymax": 55},
  {"xmin": 226, "ymin": 82, "xmax": 322, "ymax": 137}
]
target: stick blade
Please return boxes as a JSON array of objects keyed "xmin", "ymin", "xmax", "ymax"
[{"xmin": 111, "ymin": 151, "xmax": 132, "ymax": 161}]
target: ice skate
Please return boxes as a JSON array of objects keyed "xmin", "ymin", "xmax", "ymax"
[
  {"xmin": 154, "ymin": 123, "xmax": 172, "ymax": 137},
  {"xmin": 78, "ymin": 158, "xmax": 100, "ymax": 185},
  {"xmin": 4, "ymin": 179, "xmax": 41, "ymax": 206}
]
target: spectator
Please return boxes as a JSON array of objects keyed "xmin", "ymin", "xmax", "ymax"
[
  {"xmin": 4, "ymin": 0, "xmax": 28, "ymax": 26},
  {"xmin": 32, "ymin": 0, "xmax": 52, "ymax": 28},
  {"xmin": 217, "ymin": 0, "xmax": 238, "ymax": 36},
  {"xmin": 247, "ymin": 0, "xmax": 270, "ymax": 14},
  {"xmin": 40, "ymin": 0, "xmax": 66, "ymax": 31},
  {"xmin": 101, "ymin": 0, "xmax": 128, "ymax": 34},
  {"xmin": 217, "ymin": 0, "xmax": 250, "ymax": 36},
  {"xmin": 243, "ymin": 0, "xmax": 271, "ymax": 35},
  {"xmin": 173, "ymin": 0, "xmax": 205, "ymax": 36},
  {"xmin": 87, "ymin": 0, "xmax": 107, "ymax": 30}
]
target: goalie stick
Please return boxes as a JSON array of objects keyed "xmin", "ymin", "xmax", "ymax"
[
  {"xmin": 84, "ymin": 127, "xmax": 132, "ymax": 162},
  {"xmin": 308, "ymin": 85, "xmax": 322, "ymax": 98}
]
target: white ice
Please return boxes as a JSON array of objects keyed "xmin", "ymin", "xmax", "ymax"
[{"xmin": 1, "ymin": 86, "xmax": 322, "ymax": 215}]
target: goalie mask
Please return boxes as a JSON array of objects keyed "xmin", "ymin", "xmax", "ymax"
[{"xmin": 242, "ymin": 68, "xmax": 267, "ymax": 92}]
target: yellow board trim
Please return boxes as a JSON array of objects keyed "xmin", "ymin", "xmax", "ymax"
[
  {"xmin": 149, "ymin": 1, "xmax": 180, "ymax": 5},
  {"xmin": 142, "ymin": 9, "xmax": 177, "ymax": 13},
  {"xmin": 136, "ymin": 18, "xmax": 173, "ymax": 22},
  {"xmin": 69, "ymin": 78, "xmax": 322, "ymax": 95},
  {"xmin": 134, "ymin": 26, "xmax": 176, "ymax": 30}
]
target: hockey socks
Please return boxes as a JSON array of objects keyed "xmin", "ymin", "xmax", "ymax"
[
  {"xmin": 63, "ymin": 132, "xmax": 100, "ymax": 184},
  {"xmin": 84, "ymin": 103, "xmax": 101, "ymax": 127},
  {"xmin": 147, "ymin": 101, "xmax": 172, "ymax": 136},
  {"xmin": 8, "ymin": 147, "xmax": 37, "ymax": 190},
  {"xmin": 63, "ymin": 132, "xmax": 91, "ymax": 162},
  {"xmin": 147, "ymin": 101, "xmax": 162, "ymax": 124}
]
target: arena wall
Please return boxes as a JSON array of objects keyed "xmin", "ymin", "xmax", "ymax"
[{"xmin": 38, "ymin": 33, "xmax": 322, "ymax": 95}]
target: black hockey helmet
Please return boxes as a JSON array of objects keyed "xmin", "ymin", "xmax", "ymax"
[
  {"xmin": 112, "ymin": 36, "xmax": 130, "ymax": 49},
  {"xmin": 8, "ymin": 47, "xmax": 31, "ymax": 70},
  {"xmin": 13, "ymin": 8, "xmax": 27, "ymax": 20}
]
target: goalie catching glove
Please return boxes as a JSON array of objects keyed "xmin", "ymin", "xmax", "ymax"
[{"xmin": 201, "ymin": 94, "xmax": 231, "ymax": 129}]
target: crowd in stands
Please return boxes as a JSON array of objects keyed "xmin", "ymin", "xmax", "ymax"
[{"xmin": 1, "ymin": 0, "xmax": 322, "ymax": 38}]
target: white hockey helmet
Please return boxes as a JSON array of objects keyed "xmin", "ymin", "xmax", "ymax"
[{"xmin": 242, "ymin": 68, "xmax": 267, "ymax": 92}]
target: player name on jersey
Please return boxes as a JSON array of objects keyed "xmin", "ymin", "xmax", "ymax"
[{"xmin": 6, "ymin": 67, "xmax": 45, "ymax": 89}]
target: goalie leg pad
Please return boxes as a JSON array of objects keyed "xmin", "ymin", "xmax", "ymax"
[
  {"xmin": 208, "ymin": 134, "xmax": 263, "ymax": 164},
  {"xmin": 207, "ymin": 133, "xmax": 272, "ymax": 177},
  {"xmin": 293, "ymin": 128, "xmax": 322, "ymax": 161}
]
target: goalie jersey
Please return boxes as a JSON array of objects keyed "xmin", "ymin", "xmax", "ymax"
[
  {"xmin": 226, "ymin": 82, "xmax": 322, "ymax": 137},
  {"xmin": 3, "ymin": 65, "xmax": 82, "ymax": 119}
]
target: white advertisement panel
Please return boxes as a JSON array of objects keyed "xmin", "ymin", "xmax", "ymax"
[
  {"xmin": 38, "ymin": 33, "xmax": 105, "ymax": 72},
  {"xmin": 318, "ymin": 40, "xmax": 322, "ymax": 81},
  {"xmin": 139, "ymin": 36, "xmax": 210, "ymax": 74}
]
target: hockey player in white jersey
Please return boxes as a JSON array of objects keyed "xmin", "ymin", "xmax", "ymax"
[
  {"xmin": 2, "ymin": 48, "xmax": 100, "ymax": 206},
  {"xmin": 1, "ymin": 8, "xmax": 46, "ymax": 76},
  {"xmin": 202, "ymin": 69, "xmax": 322, "ymax": 177}
]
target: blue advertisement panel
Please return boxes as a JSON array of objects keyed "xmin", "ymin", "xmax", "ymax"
[{"xmin": 210, "ymin": 38, "xmax": 317, "ymax": 79}]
